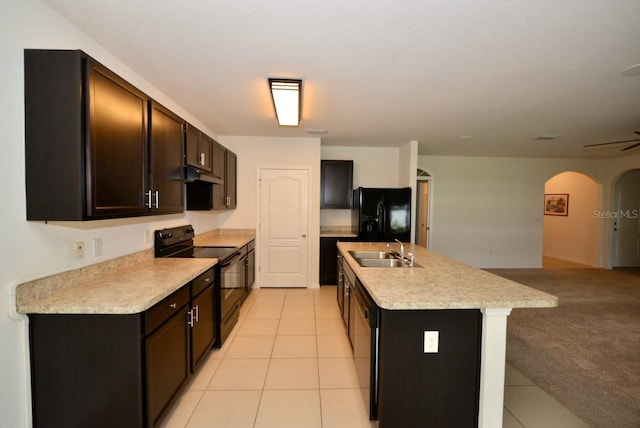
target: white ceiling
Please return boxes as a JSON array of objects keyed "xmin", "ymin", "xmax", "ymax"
[{"xmin": 42, "ymin": 0, "xmax": 640, "ymax": 158}]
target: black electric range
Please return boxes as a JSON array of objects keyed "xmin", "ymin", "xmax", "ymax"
[{"xmin": 154, "ymin": 225, "xmax": 246, "ymax": 345}]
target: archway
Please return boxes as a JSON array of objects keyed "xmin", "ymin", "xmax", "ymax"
[{"xmin": 543, "ymin": 171, "xmax": 601, "ymax": 267}]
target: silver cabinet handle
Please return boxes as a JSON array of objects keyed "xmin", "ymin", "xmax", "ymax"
[
  {"xmin": 204, "ymin": 277, "xmax": 210, "ymax": 283},
  {"xmin": 154, "ymin": 190, "xmax": 159, "ymax": 208},
  {"xmin": 146, "ymin": 190, "xmax": 152, "ymax": 208},
  {"xmin": 169, "ymin": 302, "xmax": 177, "ymax": 309},
  {"xmin": 199, "ymin": 152, "xmax": 205, "ymax": 166},
  {"xmin": 187, "ymin": 308, "xmax": 194, "ymax": 327},
  {"xmin": 194, "ymin": 304, "xmax": 199, "ymax": 322}
]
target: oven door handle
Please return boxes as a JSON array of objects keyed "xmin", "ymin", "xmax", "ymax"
[{"xmin": 221, "ymin": 252, "xmax": 242, "ymax": 267}]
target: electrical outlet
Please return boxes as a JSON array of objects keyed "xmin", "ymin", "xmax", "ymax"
[
  {"xmin": 424, "ymin": 331, "xmax": 439, "ymax": 353},
  {"xmin": 75, "ymin": 241, "xmax": 85, "ymax": 259},
  {"xmin": 93, "ymin": 238, "xmax": 103, "ymax": 257}
]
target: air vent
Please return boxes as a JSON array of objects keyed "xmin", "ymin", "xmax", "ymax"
[
  {"xmin": 305, "ymin": 128, "xmax": 328, "ymax": 135},
  {"xmin": 534, "ymin": 134, "xmax": 561, "ymax": 141}
]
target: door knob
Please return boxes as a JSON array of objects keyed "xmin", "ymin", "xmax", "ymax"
[{"xmin": 302, "ymin": 233, "xmax": 307, "ymax": 238}]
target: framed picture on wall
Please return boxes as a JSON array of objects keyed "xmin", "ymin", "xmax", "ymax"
[{"xmin": 544, "ymin": 193, "xmax": 569, "ymax": 216}]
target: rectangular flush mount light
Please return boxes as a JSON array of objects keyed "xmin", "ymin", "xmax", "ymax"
[{"xmin": 269, "ymin": 78, "xmax": 302, "ymax": 127}]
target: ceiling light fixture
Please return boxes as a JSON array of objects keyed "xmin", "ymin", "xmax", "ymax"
[{"xmin": 269, "ymin": 78, "xmax": 302, "ymax": 127}]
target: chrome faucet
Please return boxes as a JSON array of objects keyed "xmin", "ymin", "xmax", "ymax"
[{"xmin": 394, "ymin": 239, "xmax": 405, "ymax": 260}]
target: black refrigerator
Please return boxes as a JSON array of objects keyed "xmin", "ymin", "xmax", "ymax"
[{"xmin": 351, "ymin": 187, "xmax": 412, "ymax": 242}]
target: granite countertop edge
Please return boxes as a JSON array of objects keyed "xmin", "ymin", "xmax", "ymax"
[{"xmin": 17, "ymin": 258, "xmax": 218, "ymax": 315}]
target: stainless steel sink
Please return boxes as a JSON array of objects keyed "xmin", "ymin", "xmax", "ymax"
[
  {"xmin": 358, "ymin": 258, "xmax": 406, "ymax": 268},
  {"xmin": 348, "ymin": 250, "xmax": 394, "ymax": 259},
  {"xmin": 348, "ymin": 250, "xmax": 422, "ymax": 268}
]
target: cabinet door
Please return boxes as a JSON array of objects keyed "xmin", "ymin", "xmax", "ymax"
[
  {"xmin": 199, "ymin": 133, "xmax": 213, "ymax": 172},
  {"xmin": 87, "ymin": 60, "xmax": 149, "ymax": 218},
  {"xmin": 211, "ymin": 140, "xmax": 226, "ymax": 181},
  {"xmin": 225, "ymin": 150, "xmax": 237, "ymax": 208},
  {"xmin": 320, "ymin": 237, "xmax": 340, "ymax": 285},
  {"xmin": 246, "ymin": 248, "xmax": 255, "ymax": 290},
  {"xmin": 145, "ymin": 308, "xmax": 190, "ymax": 427},
  {"xmin": 149, "ymin": 102, "xmax": 184, "ymax": 214},
  {"xmin": 185, "ymin": 124, "xmax": 201, "ymax": 169},
  {"xmin": 321, "ymin": 160, "xmax": 353, "ymax": 209},
  {"xmin": 191, "ymin": 285, "xmax": 216, "ymax": 371},
  {"xmin": 185, "ymin": 124, "xmax": 212, "ymax": 173}
]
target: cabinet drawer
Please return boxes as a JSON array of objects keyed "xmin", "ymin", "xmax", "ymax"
[
  {"xmin": 145, "ymin": 286, "xmax": 190, "ymax": 335},
  {"xmin": 192, "ymin": 269, "xmax": 215, "ymax": 297}
]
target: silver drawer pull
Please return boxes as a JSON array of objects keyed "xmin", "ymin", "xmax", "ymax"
[
  {"xmin": 204, "ymin": 277, "xmax": 210, "ymax": 283},
  {"xmin": 169, "ymin": 303, "xmax": 177, "ymax": 309}
]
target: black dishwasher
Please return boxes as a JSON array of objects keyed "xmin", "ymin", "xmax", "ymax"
[{"xmin": 350, "ymin": 277, "xmax": 379, "ymax": 420}]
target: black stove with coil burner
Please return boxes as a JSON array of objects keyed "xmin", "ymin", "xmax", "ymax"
[{"xmin": 154, "ymin": 225, "xmax": 246, "ymax": 346}]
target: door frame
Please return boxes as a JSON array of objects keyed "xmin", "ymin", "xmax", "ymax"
[
  {"xmin": 255, "ymin": 165, "xmax": 313, "ymax": 288},
  {"xmin": 610, "ymin": 168, "xmax": 640, "ymax": 268},
  {"xmin": 415, "ymin": 176, "xmax": 432, "ymax": 249}
]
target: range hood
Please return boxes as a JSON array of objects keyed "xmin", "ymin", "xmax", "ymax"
[{"xmin": 184, "ymin": 166, "xmax": 223, "ymax": 185}]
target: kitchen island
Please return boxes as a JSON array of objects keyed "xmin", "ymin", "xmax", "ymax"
[{"xmin": 337, "ymin": 241, "xmax": 558, "ymax": 428}]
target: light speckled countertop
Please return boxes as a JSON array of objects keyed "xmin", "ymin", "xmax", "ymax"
[
  {"xmin": 16, "ymin": 229, "xmax": 256, "ymax": 315},
  {"xmin": 320, "ymin": 231, "xmax": 358, "ymax": 238},
  {"xmin": 194, "ymin": 230, "xmax": 255, "ymax": 247},
  {"xmin": 320, "ymin": 226, "xmax": 357, "ymax": 238},
  {"xmin": 17, "ymin": 258, "xmax": 216, "ymax": 314},
  {"xmin": 338, "ymin": 241, "xmax": 558, "ymax": 310}
]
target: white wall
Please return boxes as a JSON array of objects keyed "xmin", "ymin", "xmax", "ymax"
[
  {"xmin": 218, "ymin": 136, "xmax": 321, "ymax": 287},
  {"xmin": 543, "ymin": 172, "xmax": 600, "ymax": 266},
  {"xmin": 0, "ymin": 1, "xmax": 222, "ymax": 425},
  {"xmin": 418, "ymin": 156, "xmax": 606, "ymax": 268},
  {"xmin": 399, "ymin": 141, "xmax": 418, "ymax": 242}
]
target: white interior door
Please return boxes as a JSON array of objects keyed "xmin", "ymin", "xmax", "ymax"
[
  {"xmin": 612, "ymin": 181, "xmax": 640, "ymax": 267},
  {"xmin": 258, "ymin": 168, "xmax": 310, "ymax": 287}
]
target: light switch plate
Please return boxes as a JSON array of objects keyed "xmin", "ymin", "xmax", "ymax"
[{"xmin": 424, "ymin": 331, "xmax": 439, "ymax": 353}]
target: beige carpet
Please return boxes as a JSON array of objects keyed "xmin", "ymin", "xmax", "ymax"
[{"xmin": 488, "ymin": 265, "xmax": 640, "ymax": 428}]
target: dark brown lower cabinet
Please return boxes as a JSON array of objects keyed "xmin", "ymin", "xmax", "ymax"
[
  {"xmin": 29, "ymin": 314, "xmax": 144, "ymax": 428},
  {"xmin": 377, "ymin": 309, "xmax": 482, "ymax": 428},
  {"xmin": 29, "ymin": 269, "xmax": 216, "ymax": 428},
  {"xmin": 320, "ymin": 236, "xmax": 357, "ymax": 285},
  {"xmin": 145, "ymin": 308, "xmax": 190, "ymax": 427},
  {"xmin": 190, "ymin": 284, "xmax": 216, "ymax": 370}
]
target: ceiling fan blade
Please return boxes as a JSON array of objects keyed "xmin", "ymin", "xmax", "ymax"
[
  {"xmin": 583, "ymin": 138, "xmax": 640, "ymax": 148},
  {"xmin": 621, "ymin": 141, "xmax": 640, "ymax": 152}
]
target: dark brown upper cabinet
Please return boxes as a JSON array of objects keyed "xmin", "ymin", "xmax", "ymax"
[
  {"xmin": 186, "ymin": 147, "xmax": 237, "ymax": 211},
  {"xmin": 211, "ymin": 140, "xmax": 226, "ymax": 183},
  {"xmin": 321, "ymin": 160, "xmax": 353, "ymax": 209},
  {"xmin": 24, "ymin": 49, "xmax": 184, "ymax": 221},
  {"xmin": 185, "ymin": 124, "xmax": 212, "ymax": 173},
  {"xmin": 149, "ymin": 102, "xmax": 185, "ymax": 214},
  {"xmin": 223, "ymin": 150, "xmax": 237, "ymax": 209}
]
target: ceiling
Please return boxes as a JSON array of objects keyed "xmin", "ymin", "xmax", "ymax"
[{"xmin": 42, "ymin": 0, "xmax": 640, "ymax": 158}]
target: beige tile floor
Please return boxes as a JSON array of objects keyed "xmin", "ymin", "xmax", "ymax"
[{"xmin": 159, "ymin": 286, "xmax": 589, "ymax": 428}]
